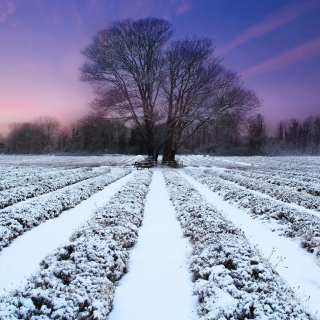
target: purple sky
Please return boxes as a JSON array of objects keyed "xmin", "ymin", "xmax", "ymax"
[{"xmin": 0, "ymin": 0, "xmax": 320, "ymax": 136}]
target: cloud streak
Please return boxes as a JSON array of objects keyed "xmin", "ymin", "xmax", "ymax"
[
  {"xmin": 219, "ymin": 0, "xmax": 320, "ymax": 54},
  {"xmin": 241, "ymin": 37, "xmax": 320, "ymax": 79},
  {"xmin": 175, "ymin": 0, "xmax": 191, "ymax": 15},
  {"xmin": 0, "ymin": 0, "xmax": 14, "ymax": 22}
]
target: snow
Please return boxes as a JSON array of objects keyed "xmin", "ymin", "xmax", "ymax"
[
  {"xmin": 1, "ymin": 155, "xmax": 320, "ymax": 319},
  {"xmin": 182, "ymin": 172, "xmax": 320, "ymax": 316},
  {"xmin": 0, "ymin": 170, "xmax": 152, "ymax": 318},
  {"xmin": 108, "ymin": 169, "xmax": 198, "ymax": 320},
  {"xmin": 0, "ymin": 172, "xmax": 133, "ymax": 297}
]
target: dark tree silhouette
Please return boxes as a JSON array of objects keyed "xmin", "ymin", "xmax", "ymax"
[{"xmin": 80, "ymin": 17, "xmax": 260, "ymax": 161}]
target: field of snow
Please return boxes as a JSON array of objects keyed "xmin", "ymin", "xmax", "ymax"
[{"xmin": 0, "ymin": 154, "xmax": 320, "ymax": 319}]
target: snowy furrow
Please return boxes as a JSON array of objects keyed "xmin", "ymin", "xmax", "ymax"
[
  {"xmin": 185, "ymin": 169, "xmax": 320, "ymax": 258},
  {"xmin": 0, "ymin": 167, "xmax": 111, "ymax": 208},
  {"xmin": 0, "ymin": 170, "xmax": 152, "ymax": 319},
  {"xmin": 163, "ymin": 170, "xmax": 311, "ymax": 319},
  {"xmin": 182, "ymin": 172, "xmax": 320, "ymax": 316},
  {"xmin": 219, "ymin": 171, "xmax": 320, "ymax": 211},
  {"xmin": 0, "ymin": 169, "xmax": 131, "ymax": 252},
  {"xmin": 108, "ymin": 170, "xmax": 198, "ymax": 320},
  {"xmin": 227, "ymin": 169, "xmax": 320, "ymax": 196}
]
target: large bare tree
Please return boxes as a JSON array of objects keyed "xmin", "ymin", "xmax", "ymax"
[
  {"xmin": 160, "ymin": 36, "xmax": 260, "ymax": 160},
  {"xmin": 80, "ymin": 18, "xmax": 261, "ymax": 161},
  {"xmin": 80, "ymin": 17, "xmax": 173, "ymax": 157}
]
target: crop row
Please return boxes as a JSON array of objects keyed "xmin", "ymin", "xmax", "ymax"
[
  {"xmin": 218, "ymin": 171, "xmax": 320, "ymax": 211},
  {"xmin": 0, "ymin": 167, "xmax": 91, "ymax": 191},
  {"xmin": 164, "ymin": 170, "xmax": 311, "ymax": 319},
  {"xmin": 225, "ymin": 169, "xmax": 320, "ymax": 197},
  {"xmin": 221, "ymin": 156, "xmax": 320, "ymax": 174},
  {"xmin": 0, "ymin": 170, "xmax": 152, "ymax": 319},
  {"xmin": 0, "ymin": 166, "xmax": 62, "ymax": 186},
  {"xmin": 185, "ymin": 169, "xmax": 320, "ymax": 258},
  {"xmin": 0, "ymin": 169, "xmax": 131, "ymax": 252},
  {"xmin": 0, "ymin": 167, "xmax": 111, "ymax": 209},
  {"xmin": 252, "ymin": 168, "xmax": 320, "ymax": 184}
]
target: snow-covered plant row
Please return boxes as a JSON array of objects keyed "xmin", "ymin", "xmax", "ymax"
[
  {"xmin": 0, "ymin": 169, "xmax": 131, "ymax": 252},
  {"xmin": 0, "ymin": 170, "xmax": 152, "ymax": 319},
  {"xmin": 225, "ymin": 169, "xmax": 320, "ymax": 196},
  {"xmin": 185, "ymin": 169, "xmax": 320, "ymax": 257},
  {"xmin": 0, "ymin": 166, "xmax": 62, "ymax": 189},
  {"xmin": 252, "ymin": 167, "xmax": 320, "ymax": 183},
  {"xmin": 179, "ymin": 155, "xmax": 227, "ymax": 168},
  {"xmin": 0, "ymin": 167, "xmax": 111, "ymax": 209},
  {"xmin": 163, "ymin": 170, "xmax": 311, "ymax": 319},
  {"xmin": 0, "ymin": 154, "xmax": 144, "ymax": 168},
  {"xmin": 0, "ymin": 167, "xmax": 93, "ymax": 191},
  {"xmin": 218, "ymin": 171, "xmax": 320, "ymax": 211},
  {"xmin": 221, "ymin": 156, "xmax": 320, "ymax": 174}
]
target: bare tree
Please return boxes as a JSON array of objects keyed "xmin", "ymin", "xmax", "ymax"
[
  {"xmin": 7, "ymin": 122, "xmax": 41, "ymax": 153},
  {"xmin": 247, "ymin": 113, "xmax": 266, "ymax": 150},
  {"xmin": 69, "ymin": 113, "xmax": 128, "ymax": 153},
  {"xmin": 159, "ymin": 36, "xmax": 260, "ymax": 160},
  {"xmin": 6, "ymin": 117, "xmax": 60, "ymax": 154},
  {"xmin": 34, "ymin": 116, "xmax": 60, "ymax": 150},
  {"xmin": 80, "ymin": 18, "xmax": 260, "ymax": 160},
  {"xmin": 80, "ymin": 17, "xmax": 173, "ymax": 157}
]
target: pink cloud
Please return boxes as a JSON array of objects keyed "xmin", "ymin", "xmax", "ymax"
[
  {"xmin": 0, "ymin": 122, "xmax": 12, "ymax": 128},
  {"xmin": 219, "ymin": 0, "xmax": 320, "ymax": 54},
  {"xmin": 241, "ymin": 37, "xmax": 320, "ymax": 79},
  {"xmin": 175, "ymin": 0, "xmax": 191, "ymax": 15},
  {"xmin": 0, "ymin": 0, "xmax": 14, "ymax": 22},
  {"xmin": 71, "ymin": 4, "xmax": 83, "ymax": 30}
]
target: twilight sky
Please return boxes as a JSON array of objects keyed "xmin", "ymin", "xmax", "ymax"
[{"xmin": 0, "ymin": 0, "xmax": 320, "ymax": 136}]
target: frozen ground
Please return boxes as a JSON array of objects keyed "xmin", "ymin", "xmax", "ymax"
[{"xmin": 0, "ymin": 155, "xmax": 320, "ymax": 319}]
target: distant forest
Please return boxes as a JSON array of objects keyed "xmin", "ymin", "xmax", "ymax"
[{"xmin": 1, "ymin": 113, "xmax": 320, "ymax": 156}]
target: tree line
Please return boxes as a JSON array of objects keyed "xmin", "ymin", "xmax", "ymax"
[{"xmin": 1, "ymin": 113, "xmax": 320, "ymax": 156}]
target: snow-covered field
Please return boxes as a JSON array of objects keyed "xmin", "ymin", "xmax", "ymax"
[{"xmin": 0, "ymin": 154, "xmax": 319, "ymax": 319}]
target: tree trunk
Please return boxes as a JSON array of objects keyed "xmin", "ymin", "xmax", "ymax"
[{"xmin": 162, "ymin": 136, "xmax": 176, "ymax": 161}]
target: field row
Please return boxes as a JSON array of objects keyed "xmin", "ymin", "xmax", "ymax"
[
  {"xmin": 0, "ymin": 167, "xmax": 111, "ymax": 209},
  {"xmin": 0, "ymin": 169, "xmax": 131, "ymax": 252},
  {"xmin": 185, "ymin": 169, "xmax": 320, "ymax": 258},
  {"xmin": 224, "ymin": 169, "xmax": 320, "ymax": 196},
  {"xmin": 179, "ymin": 155, "xmax": 320, "ymax": 182},
  {"xmin": 218, "ymin": 171, "xmax": 320, "ymax": 211},
  {"xmin": 0, "ymin": 163, "xmax": 317, "ymax": 318},
  {"xmin": 0, "ymin": 154, "xmax": 144, "ymax": 168},
  {"xmin": 164, "ymin": 170, "xmax": 311, "ymax": 319},
  {"xmin": 0, "ymin": 171, "xmax": 152, "ymax": 319}
]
